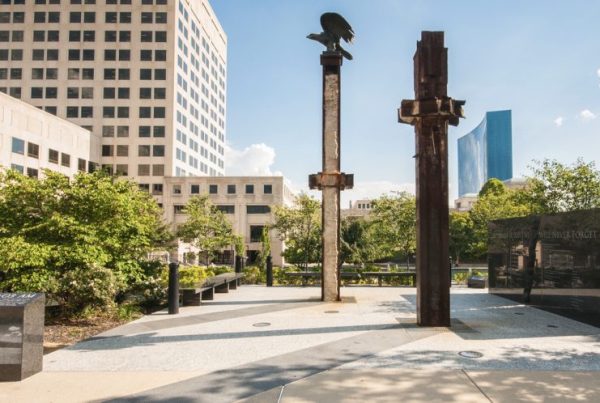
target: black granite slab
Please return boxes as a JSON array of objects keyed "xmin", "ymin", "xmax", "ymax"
[
  {"xmin": 0, "ymin": 293, "xmax": 45, "ymax": 381},
  {"xmin": 488, "ymin": 209, "xmax": 600, "ymax": 328}
]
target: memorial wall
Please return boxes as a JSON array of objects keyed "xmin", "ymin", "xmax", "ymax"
[{"xmin": 488, "ymin": 209, "xmax": 600, "ymax": 327}]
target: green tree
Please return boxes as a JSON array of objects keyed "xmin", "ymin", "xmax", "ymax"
[
  {"xmin": 340, "ymin": 217, "xmax": 377, "ymax": 266},
  {"xmin": 257, "ymin": 225, "xmax": 271, "ymax": 268},
  {"xmin": 0, "ymin": 169, "xmax": 169, "ymax": 314},
  {"xmin": 449, "ymin": 211, "xmax": 475, "ymax": 264},
  {"xmin": 522, "ymin": 158, "xmax": 600, "ymax": 213},
  {"xmin": 469, "ymin": 179, "xmax": 530, "ymax": 259},
  {"xmin": 177, "ymin": 195, "xmax": 236, "ymax": 266},
  {"xmin": 370, "ymin": 193, "xmax": 416, "ymax": 267},
  {"xmin": 272, "ymin": 194, "xmax": 321, "ymax": 270}
]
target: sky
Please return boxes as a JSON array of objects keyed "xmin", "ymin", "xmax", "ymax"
[{"xmin": 212, "ymin": 0, "xmax": 600, "ymax": 206}]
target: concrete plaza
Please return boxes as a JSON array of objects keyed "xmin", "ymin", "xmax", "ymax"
[{"xmin": 1, "ymin": 286, "xmax": 599, "ymax": 402}]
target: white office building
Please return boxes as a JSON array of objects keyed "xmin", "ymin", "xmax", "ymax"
[
  {"xmin": 0, "ymin": 0, "xmax": 227, "ymax": 192},
  {"xmin": 0, "ymin": 91, "xmax": 99, "ymax": 177}
]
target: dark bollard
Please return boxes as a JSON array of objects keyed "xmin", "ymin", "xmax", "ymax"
[
  {"xmin": 235, "ymin": 255, "xmax": 242, "ymax": 274},
  {"xmin": 266, "ymin": 256, "xmax": 273, "ymax": 287},
  {"xmin": 168, "ymin": 262, "xmax": 179, "ymax": 314}
]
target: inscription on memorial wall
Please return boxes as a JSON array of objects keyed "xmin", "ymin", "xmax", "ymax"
[{"xmin": 488, "ymin": 209, "xmax": 600, "ymax": 327}]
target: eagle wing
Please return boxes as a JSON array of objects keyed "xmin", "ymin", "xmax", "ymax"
[{"xmin": 320, "ymin": 12, "xmax": 354, "ymax": 43}]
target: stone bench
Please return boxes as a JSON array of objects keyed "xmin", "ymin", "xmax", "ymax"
[{"xmin": 179, "ymin": 273, "xmax": 244, "ymax": 306}]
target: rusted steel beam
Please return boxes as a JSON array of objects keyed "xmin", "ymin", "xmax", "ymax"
[{"xmin": 399, "ymin": 31, "xmax": 465, "ymax": 327}]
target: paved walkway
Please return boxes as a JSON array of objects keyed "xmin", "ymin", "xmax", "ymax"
[{"xmin": 1, "ymin": 286, "xmax": 599, "ymax": 402}]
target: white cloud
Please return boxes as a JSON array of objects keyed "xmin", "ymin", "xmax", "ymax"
[
  {"xmin": 225, "ymin": 143, "xmax": 282, "ymax": 176},
  {"xmin": 597, "ymin": 68, "xmax": 600, "ymax": 78},
  {"xmin": 578, "ymin": 109, "xmax": 596, "ymax": 121},
  {"xmin": 554, "ymin": 116, "xmax": 564, "ymax": 127}
]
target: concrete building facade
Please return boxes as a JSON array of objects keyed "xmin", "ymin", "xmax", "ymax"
[
  {"xmin": 0, "ymin": 0, "xmax": 227, "ymax": 188},
  {"xmin": 342, "ymin": 199, "xmax": 373, "ymax": 219},
  {"xmin": 161, "ymin": 176, "xmax": 294, "ymax": 266},
  {"xmin": 457, "ymin": 110, "xmax": 513, "ymax": 197},
  {"xmin": 0, "ymin": 91, "xmax": 99, "ymax": 177}
]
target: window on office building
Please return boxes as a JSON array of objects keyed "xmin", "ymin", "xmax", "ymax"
[
  {"xmin": 264, "ymin": 184, "xmax": 273, "ymax": 194},
  {"xmin": 139, "ymin": 126, "xmax": 151, "ymax": 137},
  {"xmin": 11, "ymin": 137, "xmax": 24, "ymax": 154},
  {"xmin": 141, "ymin": 31, "xmax": 152, "ymax": 42},
  {"xmin": 138, "ymin": 164, "xmax": 150, "ymax": 176},
  {"xmin": 31, "ymin": 87, "xmax": 43, "ymax": 98},
  {"xmin": 117, "ymin": 126, "xmax": 129, "ymax": 137},
  {"xmin": 45, "ymin": 87, "xmax": 57, "ymax": 98},
  {"xmin": 81, "ymin": 87, "xmax": 93, "ymax": 98},
  {"xmin": 139, "ymin": 107, "xmax": 151, "ymax": 118},
  {"xmin": 115, "ymin": 164, "xmax": 127, "ymax": 176},
  {"xmin": 247, "ymin": 205, "xmax": 271, "ymax": 214},
  {"xmin": 245, "ymin": 184, "xmax": 254, "ymax": 194},
  {"xmin": 152, "ymin": 183, "xmax": 163, "ymax": 195},
  {"xmin": 10, "ymin": 68, "xmax": 21, "ymax": 79},
  {"xmin": 155, "ymin": 50, "xmax": 166, "ymax": 61},
  {"xmin": 152, "ymin": 164, "xmax": 164, "ymax": 176},
  {"xmin": 118, "ymin": 69, "xmax": 130, "ymax": 80},
  {"xmin": 27, "ymin": 142, "xmax": 39, "ymax": 158},
  {"xmin": 10, "ymin": 49, "xmax": 22, "ymax": 60},
  {"xmin": 102, "ymin": 126, "xmax": 114, "ymax": 137},
  {"xmin": 209, "ymin": 184, "xmax": 218, "ymax": 194},
  {"xmin": 117, "ymin": 107, "xmax": 129, "ymax": 118},
  {"xmin": 227, "ymin": 184, "xmax": 236, "ymax": 194},
  {"xmin": 31, "ymin": 68, "xmax": 44, "ymax": 79},
  {"xmin": 191, "ymin": 184, "xmax": 200, "ymax": 194},
  {"xmin": 154, "ymin": 88, "xmax": 166, "ymax": 99},
  {"xmin": 103, "ymin": 88, "xmax": 115, "ymax": 99},
  {"xmin": 48, "ymin": 149, "xmax": 59, "ymax": 163},
  {"xmin": 154, "ymin": 107, "xmax": 165, "ymax": 118},
  {"xmin": 119, "ymin": 31, "xmax": 130, "ymax": 42},
  {"xmin": 81, "ymin": 106, "xmax": 93, "ymax": 117},
  {"xmin": 116, "ymin": 145, "xmax": 128, "ymax": 157},
  {"xmin": 82, "ymin": 68, "xmax": 94, "ymax": 79},
  {"xmin": 138, "ymin": 145, "xmax": 150, "ymax": 157},
  {"xmin": 217, "ymin": 205, "xmax": 235, "ymax": 215},
  {"xmin": 102, "ymin": 145, "xmax": 113, "ymax": 157},
  {"xmin": 61, "ymin": 153, "xmax": 71, "ymax": 168},
  {"xmin": 152, "ymin": 145, "xmax": 165, "ymax": 157},
  {"xmin": 154, "ymin": 69, "xmax": 166, "ymax": 80},
  {"xmin": 250, "ymin": 225, "xmax": 265, "ymax": 242},
  {"xmin": 104, "ymin": 49, "xmax": 116, "ymax": 61},
  {"xmin": 118, "ymin": 49, "xmax": 130, "ymax": 61},
  {"xmin": 103, "ymin": 107, "xmax": 114, "ymax": 118},
  {"xmin": 154, "ymin": 126, "xmax": 165, "ymax": 137},
  {"xmin": 140, "ymin": 69, "xmax": 151, "ymax": 80},
  {"xmin": 139, "ymin": 88, "xmax": 151, "ymax": 99},
  {"xmin": 140, "ymin": 50, "xmax": 152, "ymax": 61},
  {"xmin": 66, "ymin": 106, "xmax": 78, "ymax": 117}
]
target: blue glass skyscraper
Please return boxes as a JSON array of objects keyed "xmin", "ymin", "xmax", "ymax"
[{"xmin": 457, "ymin": 110, "xmax": 513, "ymax": 196}]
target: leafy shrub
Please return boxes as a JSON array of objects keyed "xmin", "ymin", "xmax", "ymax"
[
  {"xmin": 242, "ymin": 265, "xmax": 265, "ymax": 284},
  {"xmin": 453, "ymin": 272, "xmax": 468, "ymax": 284},
  {"xmin": 212, "ymin": 265, "xmax": 234, "ymax": 275},
  {"xmin": 58, "ymin": 264, "xmax": 118, "ymax": 315}
]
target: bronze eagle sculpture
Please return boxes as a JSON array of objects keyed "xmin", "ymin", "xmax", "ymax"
[{"xmin": 307, "ymin": 12, "xmax": 354, "ymax": 60}]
